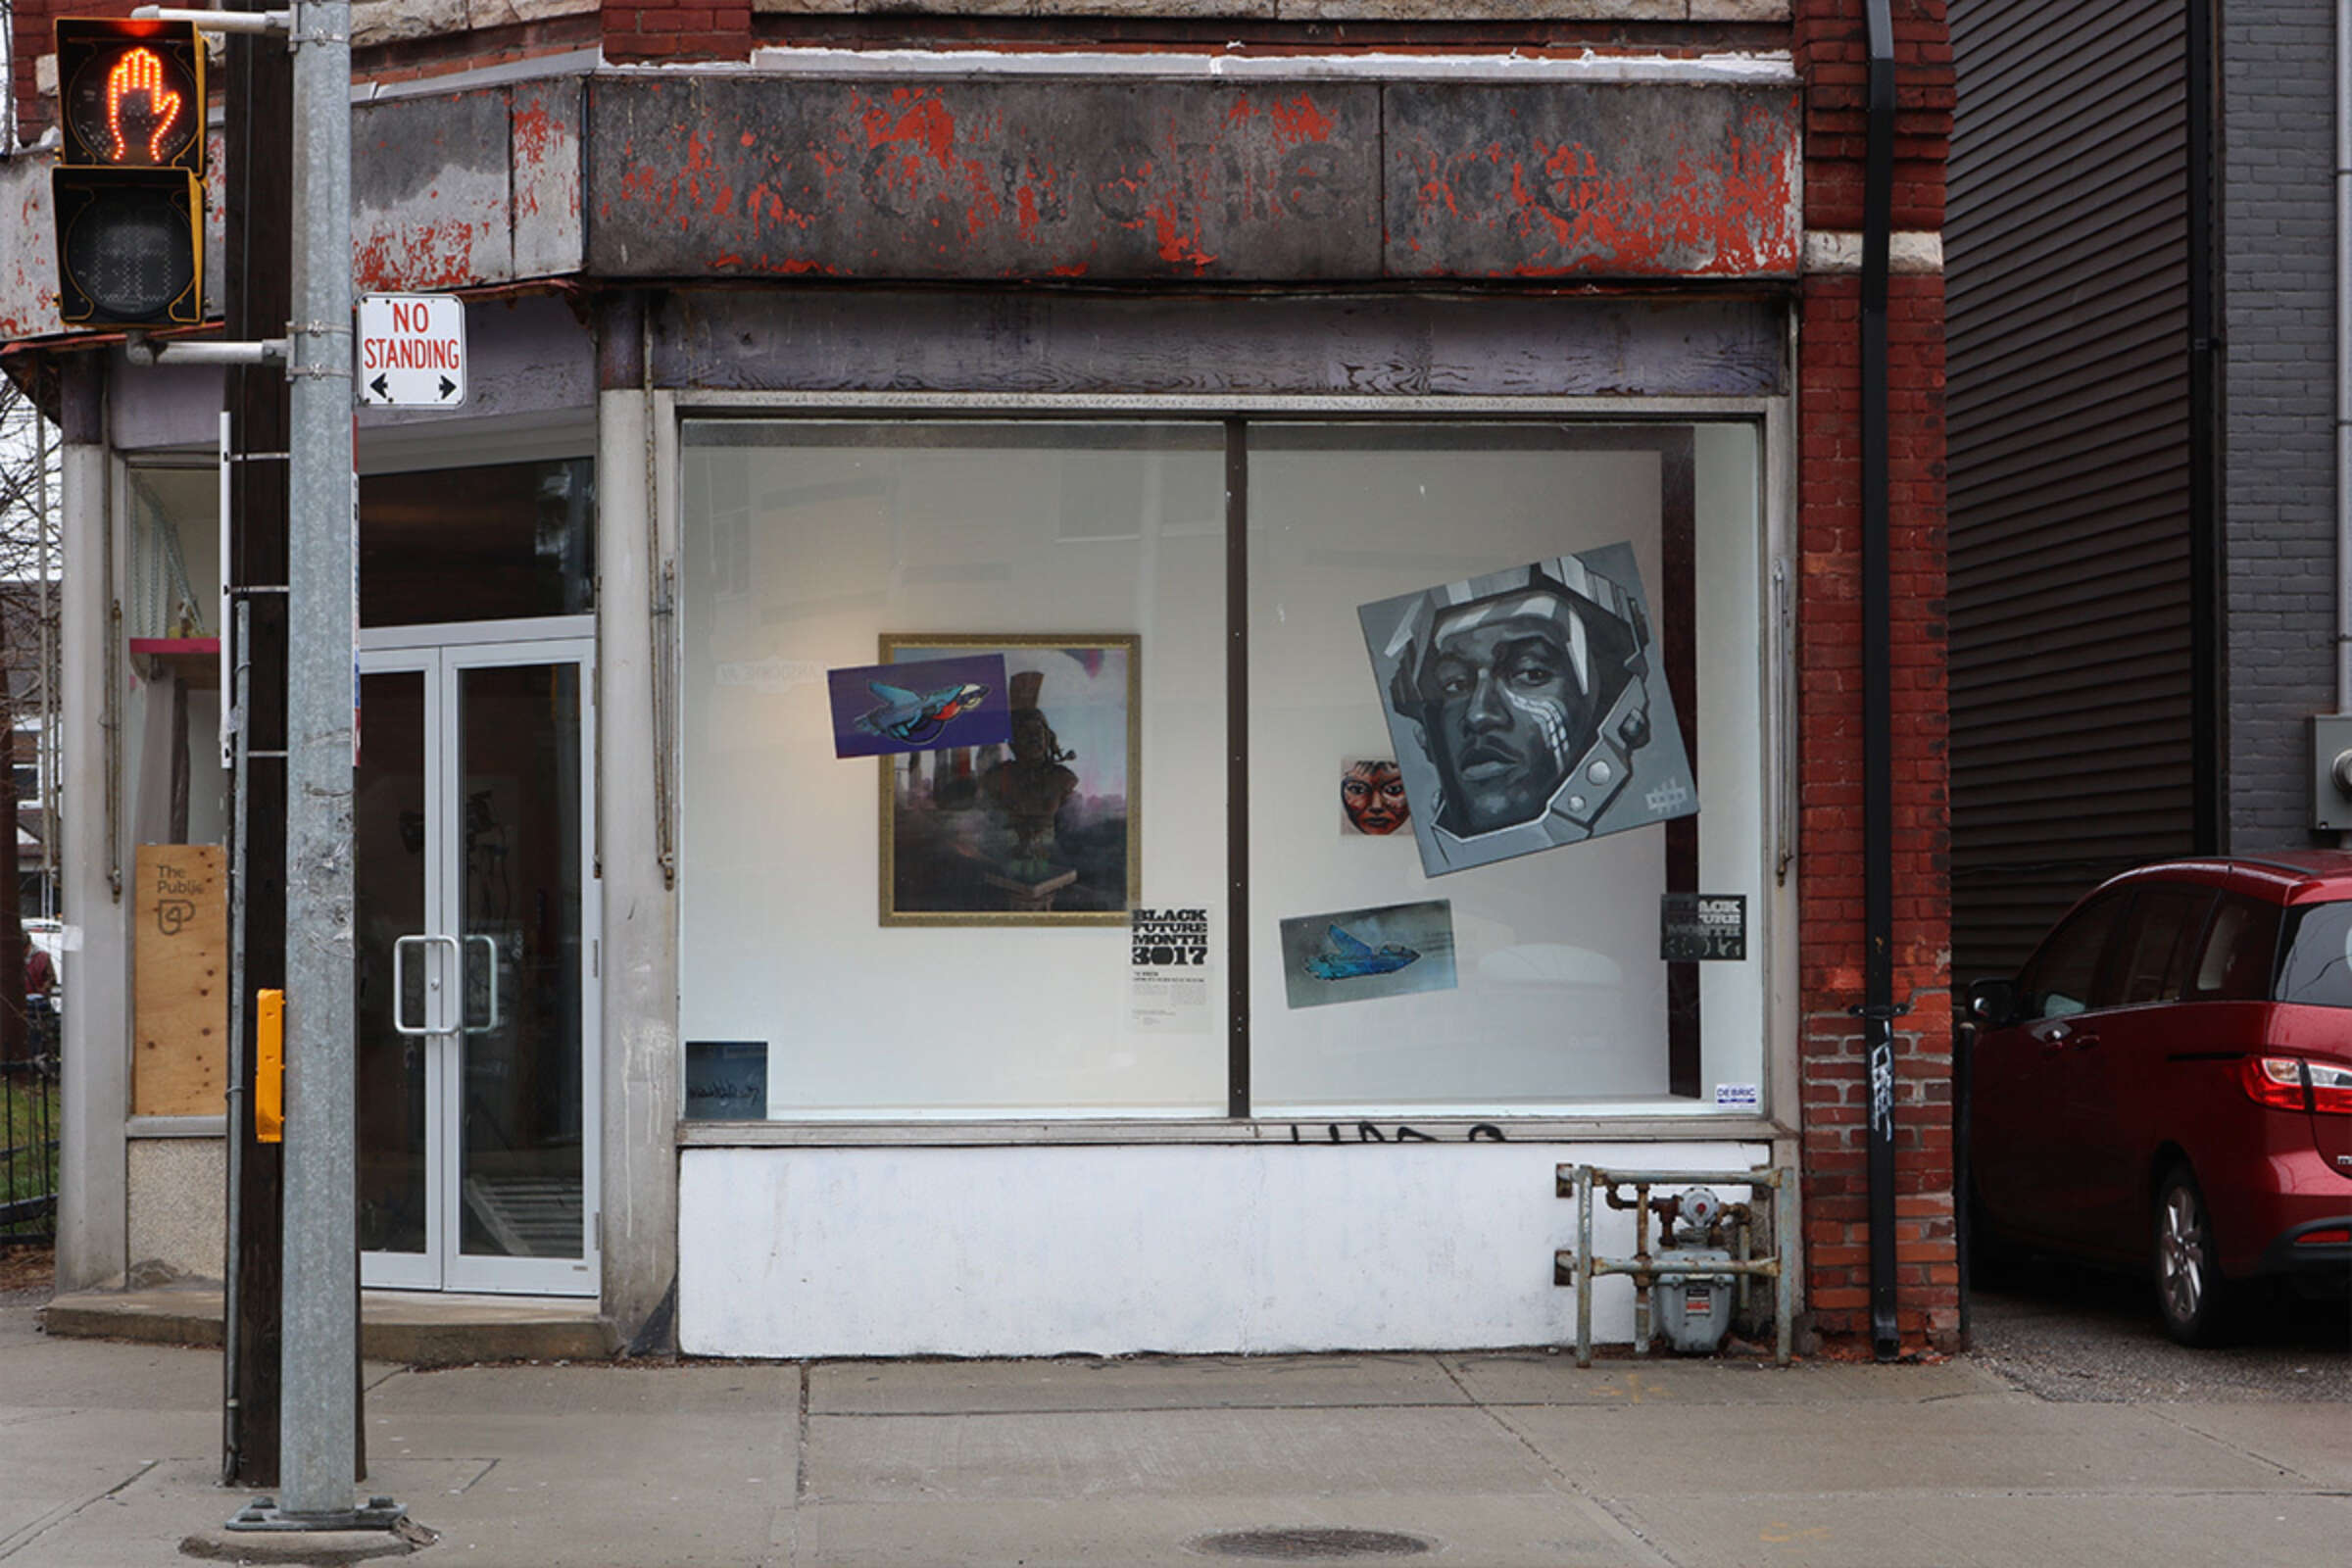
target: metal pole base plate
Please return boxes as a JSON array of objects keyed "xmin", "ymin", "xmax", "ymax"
[{"xmin": 225, "ymin": 1494, "xmax": 410, "ymax": 1533}]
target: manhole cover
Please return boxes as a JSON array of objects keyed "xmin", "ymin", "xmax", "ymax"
[{"xmin": 1192, "ymin": 1527, "xmax": 1434, "ymax": 1560}]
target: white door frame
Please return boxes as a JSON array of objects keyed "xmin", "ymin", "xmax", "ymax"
[{"xmin": 358, "ymin": 623, "xmax": 601, "ymax": 1297}]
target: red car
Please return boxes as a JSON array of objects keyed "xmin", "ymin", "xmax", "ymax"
[{"xmin": 1966, "ymin": 853, "xmax": 2352, "ymax": 1345}]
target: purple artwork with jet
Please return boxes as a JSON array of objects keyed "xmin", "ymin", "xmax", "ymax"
[{"xmin": 827, "ymin": 653, "xmax": 1012, "ymax": 759}]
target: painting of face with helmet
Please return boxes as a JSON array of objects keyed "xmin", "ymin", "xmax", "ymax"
[{"xmin": 1358, "ymin": 543, "xmax": 1698, "ymax": 877}]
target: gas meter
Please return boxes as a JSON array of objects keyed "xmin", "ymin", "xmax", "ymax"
[{"xmin": 1654, "ymin": 1185, "xmax": 1736, "ymax": 1353}]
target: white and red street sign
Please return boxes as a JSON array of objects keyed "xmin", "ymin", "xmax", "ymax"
[{"xmin": 356, "ymin": 293, "xmax": 466, "ymax": 407}]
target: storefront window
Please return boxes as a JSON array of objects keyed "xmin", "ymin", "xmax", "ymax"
[
  {"xmin": 679, "ymin": 418, "xmax": 1766, "ymax": 1119},
  {"xmin": 680, "ymin": 423, "xmax": 1230, "ymax": 1116},
  {"xmin": 123, "ymin": 464, "xmax": 227, "ymax": 848},
  {"xmin": 1246, "ymin": 425, "xmax": 1763, "ymax": 1111},
  {"xmin": 360, "ymin": 458, "xmax": 595, "ymax": 627}
]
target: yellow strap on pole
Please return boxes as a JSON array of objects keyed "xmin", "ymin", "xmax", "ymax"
[{"xmin": 255, "ymin": 989, "xmax": 284, "ymax": 1144}]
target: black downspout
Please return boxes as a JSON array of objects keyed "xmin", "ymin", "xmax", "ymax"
[
  {"xmin": 1860, "ymin": 0, "xmax": 1904, "ymax": 1363},
  {"xmin": 2184, "ymin": 0, "xmax": 2222, "ymax": 855}
]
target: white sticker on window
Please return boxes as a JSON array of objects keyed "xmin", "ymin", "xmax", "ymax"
[
  {"xmin": 1131, "ymin": 906, "xmax": 1213, "ymax": 1035},
  {"xmin": 1713, "ymin": 1083, "xmax": 1760, "ymax": 1109}
]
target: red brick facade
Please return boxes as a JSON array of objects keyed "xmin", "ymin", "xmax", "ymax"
[
  {"xmin": 1793, "ymin": 0, "xmax": 1957, "ymax": 1351},
  {"xmin": 603, "ymin": 1, "xmax": 752, "ymax": 65}
]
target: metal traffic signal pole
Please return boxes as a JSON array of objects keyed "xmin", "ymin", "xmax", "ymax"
[
  {"xmin": 270, "ymin": 0, "xmax": 368, "ymax": 1525},
  {"xmin": 120, "ymin": 0, "xmax": 385, "ymax": 1532}
]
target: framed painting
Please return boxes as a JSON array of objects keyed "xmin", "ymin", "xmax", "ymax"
[{"xmin": 877, "ymin": 633, "xmax": 1140, "ymax": 926}]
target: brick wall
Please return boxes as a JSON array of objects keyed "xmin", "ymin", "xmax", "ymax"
[
  {"xmin": 2221, "ymin": 5, "xmax": 2341, "ymax": 848},
  {"xmin": 604, "ymin": 1, "xmax": 753, "ymax": 63},
  {"xmin": 1793, "ymin": 0, "xmax": 1957, "ymax": 1352}
]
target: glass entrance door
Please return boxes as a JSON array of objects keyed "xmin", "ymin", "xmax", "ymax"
[{"xmin": 357, "ymin": 631, "xmax": 598, "ymax": 1296}]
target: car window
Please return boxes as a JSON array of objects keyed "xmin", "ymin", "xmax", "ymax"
[
  {"xmin": 2186, "ymin": 894, "xmax": 2280, "ymax": 1003},
  {"xmin": 2276, "ymin": 900, "xmax": 2352, "ymax": 1007},
  {"xmin": 2111, "ymin": 885, "xmax": 2214, "ymax": 1006},
  {"xmin": 2019, "ymin": 892, "xmax": 2125, "ymax": 1019}
]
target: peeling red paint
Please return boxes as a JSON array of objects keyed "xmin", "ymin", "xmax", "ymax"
[
  {"xmin": 1269, "ymin": 95, "xmax": 1333, "ymax": 148},
  {"xmin": 1148, "ymin": 198, "xmax": 1216, "ymax": 271},
  {"xmin": 727, "ymin": 255, "xmax": 843, "ymax": 277},
  {"xmin": 512, "ymin": 97, "xmax": 564, "ymax": 169},
  {"xmin": 1397, "ymin": 101, "xmax": 1798, "ymax": 278},
  {"xmin": 851, "ymin": 87, "xmax": 1004, "ymax": 243},
  {"xmin": 353, "ymin": 217, "xmax": 500, "ymax": 292},
  {"xmin": 864, "ymin": 92, "xmax": 957, "ymax": 172}
]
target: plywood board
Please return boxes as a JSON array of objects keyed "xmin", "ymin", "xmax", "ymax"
[{"xmin": 132, "ymin": 843, "xmax": 227, "ymax": 1117}]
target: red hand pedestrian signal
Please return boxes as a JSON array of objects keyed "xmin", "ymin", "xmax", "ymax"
[
  {"xmin": 49, "ymin": 18, "xmax": 206, "ymax": 327},
  {"xmin": 104, "ymin": 47, "xmax": 181, "ymax": 165}
]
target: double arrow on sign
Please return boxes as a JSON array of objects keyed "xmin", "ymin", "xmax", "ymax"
[{"xmin": 368, "ymin": 372, "xmax": 459, "ymax": 402}]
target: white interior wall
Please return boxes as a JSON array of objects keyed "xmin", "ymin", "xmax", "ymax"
[{"xmin": 679, "ymin": 1139, "xmax": 1771, "ymax": 1357}]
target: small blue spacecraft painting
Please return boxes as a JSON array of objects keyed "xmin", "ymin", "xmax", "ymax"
[
  {"xmin": 1280, "ymin": 899, "xmax": 1458, "ymax": 1009},
  {"xmin": 1306, "ymin": 926, "xmax": 1421, "ymax": 981},
  {"xmin": 827, "ymin": 653, "xmax": 1012, "ymax": 759}
]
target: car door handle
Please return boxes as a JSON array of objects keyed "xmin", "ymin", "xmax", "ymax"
[{"xmin": 2070, "ymin": 1032, "xmax": 2101, "ymax": 1052}]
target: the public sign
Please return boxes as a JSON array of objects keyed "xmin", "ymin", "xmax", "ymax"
[
  {"xmin": 357, "ymin": 293, "xmax": 466, "ymax": 407},
  {"xmin": 50, "ymin": 18, "xmax": 206, "ymax": 328}
]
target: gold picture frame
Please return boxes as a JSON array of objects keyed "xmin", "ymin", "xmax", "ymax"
[{"xmin": 877, "ymin": 633, "xmax": 1141, "ymax": 926}]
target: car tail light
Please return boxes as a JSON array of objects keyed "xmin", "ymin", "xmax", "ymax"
[
  {"xmin": 2240, "ymin": 1056, "xmax": 2352, "ymax": 1115},
  {"xmin": 2241, "ymin": 1056, "xmax": 2312, "ymax": 1110},
  {"xmin": 2295, "ymin": 1227, "xmax": 2351, "ymax": 1246}
]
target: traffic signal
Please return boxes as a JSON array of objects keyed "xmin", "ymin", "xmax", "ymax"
[{"xmin": 50, "ymin": 18, "xmax": 205, "ymax": 328}]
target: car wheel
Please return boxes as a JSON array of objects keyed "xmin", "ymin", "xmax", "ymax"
[{"xmin": 2153, "ymin": 1167, "xmax": 2231, "ymax": 1348}]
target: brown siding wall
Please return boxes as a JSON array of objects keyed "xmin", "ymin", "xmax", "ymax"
[{"xmin": 1946, "ymin": 0, "xmax": 2193, "ymax": 983}]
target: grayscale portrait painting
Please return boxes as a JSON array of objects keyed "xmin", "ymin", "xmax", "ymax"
[{"xmin": 1357, "ymin": 542, "xmax": 1698, "ymax": 878}]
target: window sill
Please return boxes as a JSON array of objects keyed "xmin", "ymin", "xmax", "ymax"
[{"xmin": 677, "ymin": 1114, "xmax": 1795, "ymax": 1148}]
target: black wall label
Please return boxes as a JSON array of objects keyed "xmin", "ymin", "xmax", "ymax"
[{"xmin": 1661, "ymin": 894, "xmax": 1746, "ymax": 961}]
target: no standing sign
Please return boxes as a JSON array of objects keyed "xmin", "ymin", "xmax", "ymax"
[{"xmin": 357, "ymin": 293, "xmax": 466, "ymax": 407}]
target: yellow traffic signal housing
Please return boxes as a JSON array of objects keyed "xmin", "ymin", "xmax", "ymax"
[{"xmin": 50, "ymin": 18, "xmax": 206, "ymax": 327}]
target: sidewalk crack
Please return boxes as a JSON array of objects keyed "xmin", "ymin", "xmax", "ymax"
[
  {"xmin": 2146, "ymin": 1407, "xmax": 2330, "ymax": 1489},
  {"xmin": 1434, "ymin": 1357, "xmax": 1684, "ymax": 1568},
  {"xmin": 0, "ymin": 1456, "xmax": 159, "ymax": 1560},
  {"xmin": 795, "ymin": 1361, "xmax": 812, "ymax": 1502}
]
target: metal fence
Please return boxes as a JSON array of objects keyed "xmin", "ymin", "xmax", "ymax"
[{"xmin": 1, "ymin": 1006, "xmax": 60, "ymax": 1247}]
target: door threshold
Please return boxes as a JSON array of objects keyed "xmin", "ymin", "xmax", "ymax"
[{"xmin": 47, "ymin": 1284, "xmax": 617, "ymax": 1366}]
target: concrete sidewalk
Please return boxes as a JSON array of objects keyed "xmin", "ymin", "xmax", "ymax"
[{"xmin": 1, "ymin": 1295, "xmax": 2344, "ymax": 1568}]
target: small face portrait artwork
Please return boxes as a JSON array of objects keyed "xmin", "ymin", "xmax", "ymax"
[{"xmin": 1339, "ymin": 759, "xmax": 1410, "ymax": 836}]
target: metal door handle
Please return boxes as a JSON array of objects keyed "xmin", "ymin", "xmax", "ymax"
[
  {"xmin": 464, "ymin": 933, "xmax": 503, "ymax": 1032},
  {"xmin": 392, "ymin": 934, "xmax": 460, "ymax": 1037}
]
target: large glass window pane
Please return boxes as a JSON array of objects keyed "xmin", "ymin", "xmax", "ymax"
[
  {"xmin": 1246, "ymin": 424, "xmax": 1765, "ymax": 1112},
  {"xmin": 360, "ymin": 458, "xmax": 595, "ymax": 626},
  {"xmin": 456, "ymin": 661, "xmax": 587, "ymax": 1258},
  {"xmin": 122, "ymin": 464, "xmax": 228, "ymax": 849},
  {"xmin": 356, "ymin": 667, "xmax": 429, "ymax": 1255},
  {"xmin": 679, "ymin": 422, "xmax": 1228, "ymax": 1116}
]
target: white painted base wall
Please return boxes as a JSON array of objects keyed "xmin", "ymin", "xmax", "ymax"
[{"xmin": 678, "ymin": 1140, "xmax": 1771, "ymax": 1358}]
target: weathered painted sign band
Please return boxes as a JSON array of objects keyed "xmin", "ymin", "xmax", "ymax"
[
  {"xmin": 588, "ymin": 76, "xmax": 1799, "ymax": 283},
  {"xmin": 0, "ymin": 71, "xmax": 1799, "ymax": 340},
  {"xmin": 588, "ymin": 76, "xmax": 1384, "ymax": 281}
]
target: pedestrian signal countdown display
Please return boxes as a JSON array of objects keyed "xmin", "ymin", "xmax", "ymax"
[{"xmin": 51, "ymin": 18, "xmax": 205, "ymax": 327}]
